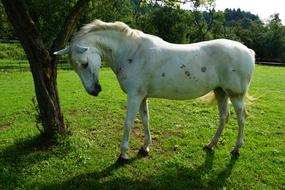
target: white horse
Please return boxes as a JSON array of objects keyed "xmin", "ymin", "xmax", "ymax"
[{"xmin": 54, "ymin": 20, "xmax": 255, "ymax": 163}]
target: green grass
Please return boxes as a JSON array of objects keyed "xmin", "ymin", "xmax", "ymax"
[
  {"xmin": 0, "ymin": 43, "xmax": 28, "ymax": 72},
  {"xmin": 0, "ymin": 59, "xmax": 72, "ymax": 72},
  {"xmin": 0, "ymin": 65, "xmax": 285, "ymax": 190},
  {"xmin": 0, "ymin": 43, "xmax": 26, "ymax": 60},
  {"xmin": 0, "ymin": 43, "xmax": 72, "ymax": 71}
]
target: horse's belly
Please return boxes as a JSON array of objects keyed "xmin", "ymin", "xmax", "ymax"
[
  {"xmin": 148, "ymin": 90, "xmax": 207, "ymax": 100},
  {"xmin": 147, "ymin": 78, "xmax": 217, "ymax": 100}
]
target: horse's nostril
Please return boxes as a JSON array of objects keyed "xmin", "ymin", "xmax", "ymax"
[{"xmin": 95, "ymin": 83, "xmax": 102, "ymax": 92}]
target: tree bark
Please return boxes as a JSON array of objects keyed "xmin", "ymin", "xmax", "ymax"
[{"xmin": 1, "ymin": 0, "xmax": 89, "ymax": 141}]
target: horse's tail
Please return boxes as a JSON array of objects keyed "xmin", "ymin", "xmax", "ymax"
[
  {"xmin": 248, "ymin": 48, "xmax": 255, "ymax": 56},
  {"xmin": 249, "ymin": 48, "xmax": 256, "ymax": 71},
  {"xmin": 200, "ymin": 91, "xmax": 256, "ymax": 105},
  {"xmin": 199, "ymin": 91, "xmax": 216, "ymax": 105},
  {"xmin": 249, "ymin": 49, "xmax": 255, "ymax": 60}
]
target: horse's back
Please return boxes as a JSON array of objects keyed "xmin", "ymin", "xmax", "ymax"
[{"xmin": 128, "ymin": 37, "xmax": 255, "ymax": 100}]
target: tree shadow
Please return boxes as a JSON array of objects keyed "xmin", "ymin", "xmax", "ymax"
[
  {"xmin": 0, "ymin": 134, "xmax": 66, "ymax": 189},
  {"xmin": 40, "ymin": 150, "xmax": 238, "ymax": 190}
]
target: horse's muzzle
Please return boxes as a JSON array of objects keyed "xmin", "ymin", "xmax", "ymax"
[{"xmin": 89, "ymin": 83, "xmax": 102, "ymax": 96}]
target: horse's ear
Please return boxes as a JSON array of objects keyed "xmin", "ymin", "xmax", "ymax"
[
  {"xmin": 54, "ymin": 47, "xmax": 70, "ymax": 55},
  {"xmin": 75, "ymin": 45, "xmax": 88, "ymax": 54}
]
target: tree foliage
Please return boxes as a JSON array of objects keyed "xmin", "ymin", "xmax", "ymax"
[
  {"xmin": 25, "ymin": 0, "xmax": 76, "ymax": 48},
  {"xmin": 0, "ymin": 2, "xmax": 13, "ymax": 40}
]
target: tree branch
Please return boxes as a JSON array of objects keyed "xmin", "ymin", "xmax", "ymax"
[{"xmin": 51, "ymin": 0, "xmax": 90, "ymax": 52}]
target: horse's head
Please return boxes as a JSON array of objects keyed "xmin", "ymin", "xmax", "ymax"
[{"xmin": 54, "ymin": 44, "xmax": 102, "ymax": 96}]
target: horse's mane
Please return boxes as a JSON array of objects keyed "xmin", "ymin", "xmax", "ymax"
[{"xmin": 72, "ymin": 20, "xmax": 142, "ymax": 42}]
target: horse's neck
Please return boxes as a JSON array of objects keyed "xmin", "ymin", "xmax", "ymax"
[
  {"xmin": 93, "ymin": 31, "xmax": 138, "ymax": 71},
  {"xmin": 80, "ymin": 31, "xmax": 139, "ymax": 72}
]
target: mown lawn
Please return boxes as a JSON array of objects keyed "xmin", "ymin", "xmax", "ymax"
[{"xmin": 0, "ymin": 65, "xmax": 284, "ymax": 190}]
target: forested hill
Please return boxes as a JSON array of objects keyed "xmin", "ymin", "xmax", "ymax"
[
  {"xmin": 224, "ymin": 8, "xmax": 259, "ymax": 28},
  {"xmin": 1, "ymin": 0, "xmax": 284, "ymax": 62}
]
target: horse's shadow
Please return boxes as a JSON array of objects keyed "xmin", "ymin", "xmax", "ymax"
[
  {"xmin": 41, "ymin": 150, "xmax": 239, "ymax": 190},
  {"xmin": 208, "ymin": 154, "xmax": 239, "ymax": 190},
  {"xmin": 0, "ymin": 135, "xmax": 238, "ymax": 190}
]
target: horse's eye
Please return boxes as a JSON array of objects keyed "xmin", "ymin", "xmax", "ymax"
[{"xmin": 82, "ymin": 62, "xmax": 88, "ymax": 69}]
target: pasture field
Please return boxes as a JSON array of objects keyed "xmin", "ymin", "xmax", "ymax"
[
  {"xmin": 0, "ymin": 43, "xmax": 26, "ymax": 60},
  {"xmin": 0, "ymin": 65, "xmax": 284, "ymax": 190}
]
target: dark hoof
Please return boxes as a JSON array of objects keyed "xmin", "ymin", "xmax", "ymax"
[
  {"xmin": 230, "ymin": 148, "xmax": 240, "ymax": 157},
  {"xmin": 116, "ymin": 156, "xmax": 130, "ymax": 165},
  {"xmin": 138, "ymin": 147, "xmax": 149, "ymax": 157},
  {"xmin": 203, "ymin": 145, "xmax": 214, "ymax": 152}
]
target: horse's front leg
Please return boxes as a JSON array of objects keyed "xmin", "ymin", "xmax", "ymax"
[
  {"xmin": 138, "ymin": 98, "xmax": 151, "ymax": 156},
  {"xmin": 119, "ymin": 94, "xmax": 143, "ymax": 163}
]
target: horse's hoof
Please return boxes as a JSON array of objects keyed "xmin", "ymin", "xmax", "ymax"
[
  {"xmin": 203, "ymin": 144, "xmax": 214, "ymax": 152},
  {"xmin": 116, "ymin": 156, "xmax": 130, "ymax": 165},
  {"xmin": 138, "ymin": 147, "xmax": 149, "ymax": 157},
  {"xmin": 230, "ymin": 148, "xmax": 240, "ymax": 157}
]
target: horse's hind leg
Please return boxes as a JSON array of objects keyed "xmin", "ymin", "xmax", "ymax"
[
  {"xmin": 204, "ymin": 88, "xmax": 229, "ymax": 150},
  {"xmin": 230, "ymin": 95, "xmax": 246, "ymax": 156},
  {"xmin": 138, "ymin": 98, "xmax": 151, "ymax": 156}
]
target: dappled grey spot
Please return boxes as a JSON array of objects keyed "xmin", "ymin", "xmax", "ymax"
[
  {"xmin": 201, "ymin": 67, "xmax": 207, "ymax": 72},
  {"xmin": 116, "ymin": 67, "xmax": 122, "ymax": 74},
  {"xmin": 180, "ymin": 64, "xmax": 186, "ymax": 69},
  {"xmin": 184, "ymin": 70, "xmax": 191, "ymax": 78}
]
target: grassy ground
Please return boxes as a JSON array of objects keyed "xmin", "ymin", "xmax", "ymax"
[
  {"xmin": 0, "ymin": 43, "xmax": 71, "ymax": 71},
  {"xmin": 0, "ymin": 65, "xmax": 284, "ymax": 190},
  {"xmin": 0, "ymin": 43, "xmax": 26, "ymax": 60},
  {"xmin": 0, "ymin": 59, "xmax": 71, "ymax": 72}
]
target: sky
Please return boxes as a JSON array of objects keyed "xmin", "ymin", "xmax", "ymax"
[{"xmin": 214, "ymin": 0, "xmax": 285, "ymax": 23}]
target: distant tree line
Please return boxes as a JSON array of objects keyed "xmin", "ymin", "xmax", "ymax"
[{"xmin": 1, "ymin": 0, "xmax": 285, "ymax": 62}]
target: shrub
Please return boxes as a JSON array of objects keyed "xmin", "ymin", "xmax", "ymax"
[{"xmin": 0, "ymin": 43, "xmax": 27, "ymax": 60}]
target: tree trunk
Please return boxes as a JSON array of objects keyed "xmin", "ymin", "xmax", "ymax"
[{"xmin": 1, "ymin": 0, "xmax": 89, "ymax": 141}]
